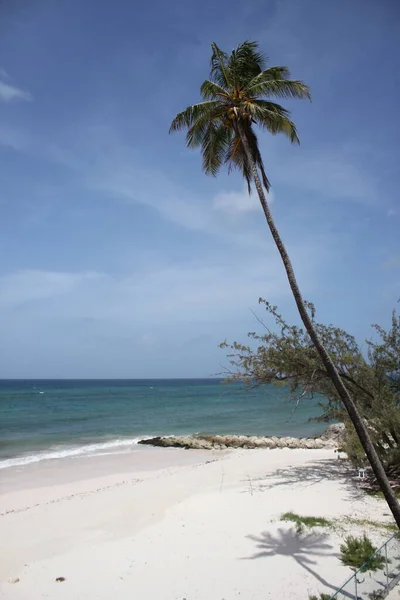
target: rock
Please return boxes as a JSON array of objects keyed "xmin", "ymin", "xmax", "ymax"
[
  {"xmin": 163, "ymin": 438, "xmax": 176, "ymax": 447},
  {"xmin": 8, "ymin": 578, "xmax": 19, "ymax": 584},
  {"xmin": 321, "ymin": 423, "xmax": 345, "ymax": 443},
  {"xmin": 138, "ymin": 428, "xmax": 340, "ymax": 451},
  {"xmin": 286, "ymin": 437, "xmax": 298, "ymax": 448},
  {"xmin": 260, "ymin": 439, "xmax": 274, "ymax": 449},
  {"xmin": 200, "ymin": 441, "xmax": 214, "ymax": 450},
  {"xmin": 55, "ymin": 577, "xmax": 66, "ymax": 583},
  {"xmin": 214, "ymin": 436, "xmax": 225, "ymax": 444},
  {"xmin": 252, "ymin": 437, "xmax": 264, "ymax": 448},
  {"xmin": 139, "ymin": 436, "xmax": 165, "ymax": 447},
  {"xmin": 226, "ymin": 436, "xmax": 240, "ymax": 447}
]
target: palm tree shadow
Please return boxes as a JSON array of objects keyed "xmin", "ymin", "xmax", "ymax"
[{"xmin": 244, "ymin": 527, "xmax": 355, "ymax": 599}]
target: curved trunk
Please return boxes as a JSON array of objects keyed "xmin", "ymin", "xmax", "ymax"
[{"xmin": 237, "ymin": 123, "xmax": 400, "ymax": 528}]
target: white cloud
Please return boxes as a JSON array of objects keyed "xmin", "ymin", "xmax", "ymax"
[
  {"xmin": 0, "ymin": 81, "xmax": 32, "ymax": 103},
  {"xmin": 213, "ymin": 187, "xmax": 274, "ymax": 214},
  {"xmin": 0, "ymin": 259, "xmax": 287, "ymax": 326},
  {"xmin": 0, "ymin": 121, "xmax": 273, "ymax": 251},
  {"xmin": 0, "ymin": 261, "xmax": 282, "ymax": 377},
  {"xmin": 81, "ymin": 146, "xmax": 272, "ymax": 250},
  {"xmin": 91, "ymin": 165, "xmax": 213, "ymax": 234},
  {"xmin": 0, "ymin": 229, "xmax": 329, "ymax": 328},
  {"xmin": 281, "ymin": 155, "xmax": 372, "ymax": 200},
  {"xmin": 250, "ymin": 134, "xmax": 379, "ymax": 206},
  {"xmin": 0, "ymin": 112, "xmax": 378, "ymax": 231},
  {"xmin": 0, "ymin": 270, "xmax": 102, "ymax": 309}
]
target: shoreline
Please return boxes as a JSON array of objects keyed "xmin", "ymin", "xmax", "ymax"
[
  {"xmin": 0, "ymin": 444, "xmax": 392, "ymax": 599},
  {"xmin": 0, "ymin": 446, "xmax": 223, "ymax": 512},
  {"xmin": 0, "ymin": 424, "xmax": 342, "ymax": 471}
]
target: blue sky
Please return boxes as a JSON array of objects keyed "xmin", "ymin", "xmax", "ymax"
[{"xmin": 0, "ymin": 0, "xmax": 399, "ymax": 378}]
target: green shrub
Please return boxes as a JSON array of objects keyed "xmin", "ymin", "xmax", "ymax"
[
  {"xmin": 339, "ymin": 534, "xmax": 385, "ymax": 572},
  {"xmin": 309, "ymin": 594, "xmax": 331, "ymax": 600}
]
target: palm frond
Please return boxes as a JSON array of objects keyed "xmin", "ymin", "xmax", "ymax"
[
  {"xmin": 246, "ymin": 72, "xmax": 311, "ymax": 100},
  {"xmin": 202, "ymin": 123, "xmax": 232, "ymax": 176},
  {"xmin": 210, "ymin": 43, "xmax": 231, "ymax": 88},
  {"xmin": 185, "ymin": 106, "xmax": 226, "ymax": 148},
  {"xmin": 245, "ymin": 99, "xmax": 290, "ymax": 118},
  {"xmin": 200, "ymin": 80, "xmax": 230, "ymax": 100},
  {"xmin": 169, "ymin": 101, "xmax": 221, "ymax": 133},
  {"xmin": 244, "ymin": 124, "xmax": 271, "ymax": 190},
  {"xmin": 186, "ymin": 120, "xmax": 209, "ymax": 149},
  {"xmin": 250, "ymin": 66, "xmax": 291, "ymax": 82},
  {"xmin": 234, "ymin": 40, "xmax": 267, "ymax": 68},
  {"xmin": 226, "ymin": 125, "xmax": 271, "ymax": 192},
  {"xmin": 229, "ymin": 40, "xmax": 267, "ymax": 86},
  {"xmin": 251, "ymin": 100, "xmax": 299, "ymax": 143},
  {"xmin": 226, "ymin": 134, "xmax": 253, "ymax": 193}
]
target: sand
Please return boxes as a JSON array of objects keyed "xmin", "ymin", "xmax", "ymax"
[{"xmin": 0, "ymin": 446, "xmax": 394, "ymax": 599}]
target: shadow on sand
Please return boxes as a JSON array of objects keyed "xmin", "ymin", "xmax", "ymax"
[
  {"xmin": 252, "ymin": 458, "xmax": 362, "ymax": 500},
  {"xmin": 244, "ymin": 527, "xmax": 354, "ymax": 599}
]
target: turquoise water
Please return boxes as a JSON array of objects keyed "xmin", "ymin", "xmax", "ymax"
[{"xmin": 0, "ymin": 379, "xmax": 325, "ymax": 468}]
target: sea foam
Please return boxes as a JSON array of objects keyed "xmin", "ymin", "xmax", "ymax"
[{"xmin": 0, "ymin": 437, "xmax": 144, "ymax": 470}]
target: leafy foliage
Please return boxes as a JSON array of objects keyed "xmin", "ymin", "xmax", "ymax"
[
  {"xmin": 308, "ymin": 595, "xmax": 331, "ymax": 600},
  {"xmin": 170, "ymin": 41, "xmax": 310, "ymax": 192},
  {"xmin": 221, "ymin": 301, "xmax": 400, "ymax": 475},
  {"xmin": 339, "ymin": 534, "xmax": 385, "ymax": 572}
]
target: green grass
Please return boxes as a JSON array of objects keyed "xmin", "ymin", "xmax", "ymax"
[
  {"xmin": 281, "ymin": 511, "xmax": 397, "ymax": 534},
  {"xmin": 341, "ymin": 517, "xmax": 397, "ymax": 533},
  {"xmin": 366, "ymin": 488, "xmax": 400, "ymax": 499},
  {"xmin": 281, "ymin": 512, "xmax": 333, "ymax": 534}
]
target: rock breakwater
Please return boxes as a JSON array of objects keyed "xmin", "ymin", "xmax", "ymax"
[{"xmin": 138, "ymin": 424, "xmax": 344, "ymax": 451}]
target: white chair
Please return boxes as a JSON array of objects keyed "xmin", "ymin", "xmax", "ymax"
[{"xmin": 358, "ymin": 467, "xmax": 366, "ymax": 479}]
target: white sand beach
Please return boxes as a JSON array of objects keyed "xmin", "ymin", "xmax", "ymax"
[{"xmin": 0, "ymin": 447, "xmax": 394, "ymax": 600}]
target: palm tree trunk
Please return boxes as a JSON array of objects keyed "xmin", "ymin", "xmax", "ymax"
[{"xmin": 237, "ymin": 122, "xmax": 400, "ymax": 528}]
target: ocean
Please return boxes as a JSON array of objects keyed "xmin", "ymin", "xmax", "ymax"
[{"xmin": 0, "ymin": 379, "xmax": 326, "ymax": 469}]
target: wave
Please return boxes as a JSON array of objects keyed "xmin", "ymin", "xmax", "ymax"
[{"xmin": 0, "ymin": 437, "xmax": 146, "ymax": 470}]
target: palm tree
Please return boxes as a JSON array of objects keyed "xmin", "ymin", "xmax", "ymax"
[{"xmin": 169, "ymin": 40, "xmax": 400, "ymax": 527}]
